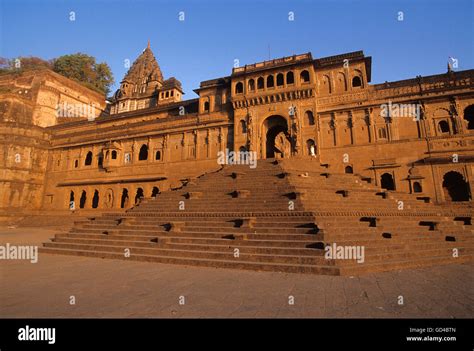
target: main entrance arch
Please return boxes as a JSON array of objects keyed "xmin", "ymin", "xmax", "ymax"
[
  {"xmin": 442, "ymin": 171, "xmax": 470, "ymax": 201},
  {"xmin": 262, "ymin": 116, "xmax": 289, "ymax": 158}
]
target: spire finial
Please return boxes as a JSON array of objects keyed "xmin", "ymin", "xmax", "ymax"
[{"xmin": 147, "ymin": 40, "xmax": 150, "ymax": 49}]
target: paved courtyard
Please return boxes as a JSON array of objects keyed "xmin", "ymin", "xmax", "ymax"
[{"xmin": 0, "ymin": 226, "xmax": 473, "ymax": 318}]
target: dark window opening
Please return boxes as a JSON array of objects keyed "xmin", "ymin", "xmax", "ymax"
[
  {"xmin": 267, "ymin": 75, "xmax": 274, "ymax": 88},
  {"xmin": 151, "ymin": 187, "xmax": 160, "ymax": 197},
  {"xmin": 235, "ymin": 82, "xmax": 243, "ymax": 94},
  {"xmin": 438, "ymin": 120, "xmax": 450, "ymax": 134},
  {"xmin": 79, "ymin": 191, "xmax": 87, "ymax": 208},
  {"xmin": 443, "ymin": 171, "xmax": 470, "ymax": 201},
  {"xmin": 92, "ymin": 190, "xmax": 99, "ymax": 208},
  {"xmin": 135, "ymin": 188, "xmax": 144, "ymax": 204},
  {"xmin": 240, "ymin": 120, "xmax": 247, "ymax": 134},
  {"xmin": 286, "ymin": 71, "xmax": 294, "ymax": 85},
  {"xmin": 276, "ymin": 73, "xmax": 284, "ymax": 86},
  {"xmin": 69, "ymin": 191, "xmax": 75, "ymax": 209},
  {"xmin": 300, "ymin": 70, "xmax": 310, "ymax": 83},
  {"xmin": 305, "ymin": 111, "xmax": 315, "ymax": 126},
  {"xmin": 463, "ymin": 105, "xmax": 474, "ymax": 130},
  {"xmin": 139, "ymin": 145, "xmax": 148, "ymax": 161},
  {"xmin": 381, "ymin": 173, "xmax": 395, "ymax": 191},
  {"xmin": 84, "ymin": 151, "xmax": 93, "ymax": 166},
  {"xmin": 413, "ymin": 182, "xmax": 422, "ymax": 193},
  {"xmin": 120, "ymin": 189, "xmax": 129, "ymax": 208},
  {"xmin": 248, "ymin": 79, "xmax": 255, "ymax": 91},
  {"xmin": 352, "ymin": 76, "xmax": 362, "ymax": 87}
]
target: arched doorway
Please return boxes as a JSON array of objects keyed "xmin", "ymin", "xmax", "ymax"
[
  {"xmin": 263, "ymin": 116, "xmax": 289, "ymax": 158},
  {"xmin": 135, "ymin": 188, "xmax": 144, "ymax": 204},
  {"xmin": 443, "ymin": 171, "xmax": 470, "ymax": 201},
  {"xmin": 69, "ymin": 191, "xmax": 75, "ymax": 209},
  {"xmin": 306, "ymin": 139, "xmax": 316, "ymax": 156},
  {"xmin": 381, "ymin": 173, "xmax": 395, "ymax": 190},
  {"xmin": 464, "ymin": 105, "xmax": 474, "ymax": 130},
  {"xmin": 120, "ymin": 189, "xmax": 129, "ymax": 208},
  {"xmin": 92, "ymin": 190, "xmax": 99, "ymax": 209},
  {"xmin": 345, "ymin": 165, "xmax": 353, "ymax": 174},
  {"xmin": 79, "ymin": 190, "xmax": 87, "ymax": 208},
  {"xmin": 151, "ymin": 187, "xmax": 160, "ymax": 198}
]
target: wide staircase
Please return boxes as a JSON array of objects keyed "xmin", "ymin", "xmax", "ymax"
[{"xmin": 40, "ymin": 158, "xmax": 474, "ymax": 275}]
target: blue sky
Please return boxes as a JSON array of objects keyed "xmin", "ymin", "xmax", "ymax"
[{"xmin": 0, "ymin": 0, "xmax": 472, "ymax": 97}]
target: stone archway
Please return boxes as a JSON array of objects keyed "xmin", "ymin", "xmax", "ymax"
[
  {"xmin": 262, "ymin": 116, "xmax": 289, "ymax": 158},
  {"xmin": 442, "ymin": 171, "xmax": 470, "ymax": 201}
]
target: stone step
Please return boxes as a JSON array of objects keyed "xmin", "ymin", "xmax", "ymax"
[
  {"xmin": 52, "ymin": 236, "xmax": 325, "ymax": 256},
  {"xmin": 39, "ymin": 247, "xmax": 340, "ymax": 275}
]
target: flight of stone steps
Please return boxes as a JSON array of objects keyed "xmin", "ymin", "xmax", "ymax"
[{"xmin": 40, "ymin": 158, "xmax": 474, "ymax": 275}]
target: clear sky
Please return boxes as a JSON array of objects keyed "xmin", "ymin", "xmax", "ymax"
[{"xmin": 0, "ymin": 0, "xmax": 472, "ymax": 98}]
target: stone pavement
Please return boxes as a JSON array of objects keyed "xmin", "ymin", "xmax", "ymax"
[{"xmin": 0, "ymin": 227, "xmax": 473, "ymax": 318}]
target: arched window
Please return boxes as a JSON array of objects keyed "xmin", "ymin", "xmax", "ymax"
[
  {"xmin": 345, "ymin": 166, "xmax": 354, "ymax": 174},
  {"xmin": 69, "ymin": 191, "xmax": 75, "ymax": 209},
  {"xmin": 413, "ymin": 182, "xmax": 422, "ymax": 193},
  {"xmin": 155, "ymin": 150, "xmax": 161, "ymax": 161},
  {"xmin": 79, "ymin": 190, "xmax": 87, "ymax": 209},
  {"xmin": 248, "ymin": 79, "xmax": 255, "ymax": 92},
  {"xmin": 463, "ymin": 105, "xmax": 474, "ymax": 130},
  {"xmin": 84, "ymin": 151, "xmax": 93, "ymax": 166},
  {"xmin": 111, "ymin": 150, "xmax": 117, "ymax": 159},
  {"xmin": 257, "ymin": 77, "xmax": 264, "ymax": 90},
  {"xmin": 438, "ymin": 120, "xmax": 450, "ymax": 134},
  {"xmin": 151, "ymin": 187, "xmax": 160, "ymax": 197},
  {"xmin": 300, "ymin": 70, "xmax": 310, "ymax": 83},
  {"xmin": 443, "ymin": 171, "xmax": 470, "ymax": 201},
  {"xmin": 235, "ymin": 82, "xmax": 243, "ymax": 94},
  {"xmin": 267, "ymin": 75, "xmax": 274, "ymax": 88},
  {"xmin": 306, "ymin": 139, "xmax": 316, "ymax": 156},
  {"xmin": 120, "ymin": 189, "xmax": 129, "ymax": 208},
  {"xmin": 286, "ymin": 71, "xmax": 294, "ymax": 85},
  {"xmin": 204, "ymin": 101, "xmax": 210, "ymax": 112},
  {"xmin": 352, "ymin": 76, "xmax": 362, "ymax": 87},
  {"xmin": 135, "ymin": 188, "xmax": 144, "ymax": 204},
  {"xmin": 92, "ymin": 190, "xmax": 99, "ymax": 209},
  {"xmin": 304, "ymin": 111, "xmax": 315, "ymax": 126},
  {"xmin": 240, "ymin": 120, "xmax": 247, "ymax": 134},
  {"xmin": 381, "ymin": 173, "xmax": 395, "ymax": 190},
  {"xmin": 276, "ymin": 73, "xmax": 284, "ymax": 86},
  {"xmin": 138, "ymin": 145, "xmax": 148, "ymax": 161}
]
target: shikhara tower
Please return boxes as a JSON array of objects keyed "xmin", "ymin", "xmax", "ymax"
[{"xmin": 109, "ymin": 42, "xmax": 184, "ymax": 114}]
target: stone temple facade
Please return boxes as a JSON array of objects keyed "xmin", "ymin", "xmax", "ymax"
[{"xmin": 1, "ymin": 44, "xmax": 473, "ymax": 223}]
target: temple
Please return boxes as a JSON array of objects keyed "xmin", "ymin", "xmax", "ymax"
[{"xmin": 1, "ymin": 44, "xmax": 473, "ymax": 274}]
